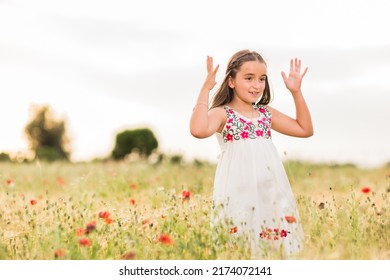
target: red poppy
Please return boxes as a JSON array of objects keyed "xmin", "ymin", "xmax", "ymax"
[
  {"xmin": 30, "ymin": 199, "xmax": 37, "ymax": 205},
  {"xmin": 85, "ymin": 221, "xmax": 96, "ymax": 234},
  {"xmin": 54, "ymin": 249, "xmax": 66, "ymax": 258},
  {"xmin": 122, "ymin": 252, "xmax": 136, "ymax": 260},
  {"xmin": 182, "ymin": 190, "xmax": 190, "ymax": 202},
  {"xmin": 130, "ymin": 199, "xmax": 136, "ymax": 205},
  {"xmin": 6, "ymin": 179, "xmax": 14, "ymax": 186},
  {"xmin": 230, "ymin": 227, "xmax": 238, "ymax": 234},
  {"xmin": 99, "ymin": 211, "xmax": 112, "ymax": 223},
  {"xmin": 75, "ymin": 228, "xmax": 84, "ymax": 236},
  {"xmin": 130, "ymin": 183, "xmax": 137, "ymax": 189},
  {"xmin": 158, "ymin": 234, "xmax": 173, "ymax": 245},
  {"xmin": 285, "ymin": 216, "xmax": 296, "ymax": 223},
  {"xmin": 56, "ymin": 176, "xmax": 65, "ymax": 186},
  {"xmin": 260, "ymin": 228, "xmax": 289, "ymax": 239},
  {"xmin": 361, "ymin": 187, "xmax": 371, "ymax": 194},
  {"xmin": 79, "ymin": 237, "xmax": 91, "ymax": 247},
  {"xmin": 98, "ymin": 211, "xmax": 110, "ymax": 219}
]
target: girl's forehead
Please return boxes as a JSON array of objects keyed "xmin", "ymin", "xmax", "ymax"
[{"xmin": 238, "ymin": 61, "xmax": 267, "ymax": 74}]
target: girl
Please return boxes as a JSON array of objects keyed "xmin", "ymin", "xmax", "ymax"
[{"xmin": 190, "ymin": 50, "xmax": 313, "ymax": 258}]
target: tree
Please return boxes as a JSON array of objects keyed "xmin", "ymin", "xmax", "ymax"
[
  {"xmin": 0, "ymin": 152, "xmax": 11, "ymax": 162},
  {"xmin": 24, "ymin": 104, "xmax": 70, "ymax": 161},
  {"xmin": 112, "ymin": 128, "xmax": 158, "ymax": 160}
]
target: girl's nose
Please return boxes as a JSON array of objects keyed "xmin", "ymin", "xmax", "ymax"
[{"xmin": 253, "ymin": 80, "xmax": 261, "ymax": 89}]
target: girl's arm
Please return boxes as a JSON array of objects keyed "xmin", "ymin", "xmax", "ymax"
[
  {"xmin": 190, "ymin": 56, "xmax": 225, "ymax": 138},
  {"xmin": 270, "ymin": 58, "xmax": 313, "ymax": 138}
]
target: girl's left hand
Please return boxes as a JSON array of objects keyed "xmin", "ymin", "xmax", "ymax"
[{"xmin": 281, "ymin": 58, "xmax": 308, "ymax": 94}]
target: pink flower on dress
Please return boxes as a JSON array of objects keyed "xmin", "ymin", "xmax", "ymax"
[
  {"xmin": 226, "ymin": 125, "xmax": 231, "ymax": 130},
  {"xmin": 240, "ymin": 131, "xmax": 249, "ymax": 139},
  {"xmin": 239, "ymin": 118, "xmax": 246, "ymax": 123},
  {"xmin": 226, "ymin": 134, "xmax": 233, "ymax": 142},
  {"xmin": 227, "ymin": 118, "xmax": 233, "ymax": 123},
  {"xmin": 255, "ymin": 130, "xmax": 263, "ymax": 137},
  {"xmin": 244, "ymin": 125, "xmax": 249, "ymax": 130},
  {"xmin": 267, "ymin": 130, "xmax": 271, "ymax": 137},
  {"xmin": 259, "ymin": 107, "xmax": 266, "ymax": 113}
]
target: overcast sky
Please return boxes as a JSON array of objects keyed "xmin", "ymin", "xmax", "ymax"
[{"xmin": 1, "ymin": 0, "xmax": 389, "ymax": 167}]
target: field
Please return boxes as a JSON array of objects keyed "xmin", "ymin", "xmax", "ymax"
[{"xmin": 0, "ymin": 159, "xmax": 389, "ymax": 260}]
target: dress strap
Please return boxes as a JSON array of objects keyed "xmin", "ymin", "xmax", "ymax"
[{"xmin": 223, "ymin": 105, "xmax": 235, "ymax": 119}]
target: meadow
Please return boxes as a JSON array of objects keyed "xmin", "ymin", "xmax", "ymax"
[{"xmin": 0, "ymin": 159, "xmax": 389, "ymax": 260}]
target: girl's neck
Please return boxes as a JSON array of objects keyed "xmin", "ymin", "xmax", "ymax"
[
  {"xmin": 227, "ymin": 100, "xmax": 258, "ymax": 120},
  {"xmin": 228, "ymin": 99, "xmax": 254, "ymax": 112}
]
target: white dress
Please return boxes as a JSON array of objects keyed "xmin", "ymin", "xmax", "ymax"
[{"xmin": 212, "ymin": 104, "xmax": 304, "ymax": 257}]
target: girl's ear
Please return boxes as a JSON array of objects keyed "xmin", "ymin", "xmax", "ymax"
[{"xmin": 228, "ymin": 76, "xmax": 234, "ymax": 88}]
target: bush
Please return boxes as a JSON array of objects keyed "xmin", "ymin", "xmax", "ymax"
[
  {"xmin": 0, "ymin": 152, "xmax": 11, "ymax": 162},
  {"xmin": 112, "ymin": 128, "xmax": 158, "ymax": 160}
]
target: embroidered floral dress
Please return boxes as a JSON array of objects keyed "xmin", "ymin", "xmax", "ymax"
[{"xmin": 212, "ymin": 104, "xmax": 304, "ymax": 257}]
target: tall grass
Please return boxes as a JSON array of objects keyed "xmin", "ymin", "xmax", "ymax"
[{"xmin": 0, "ymin": 160, "xmax": 389, "ymax": 259}]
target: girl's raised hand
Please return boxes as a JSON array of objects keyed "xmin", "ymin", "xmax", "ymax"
[
  {"xmin": 202, "ymin": 56, "xmax": 219, "ymax": 91},
  {"xmin": 281, "ymin": 58, "xmax": 308, "ymax": 94}
]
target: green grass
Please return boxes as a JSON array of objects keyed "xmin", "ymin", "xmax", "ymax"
[{"xmin": 0, "ymin": 160, "xmax": 389, "ymax": 259}]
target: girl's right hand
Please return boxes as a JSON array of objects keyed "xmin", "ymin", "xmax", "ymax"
[{"xmin": 202, "ymin": 56, "xmax": 219, "ymax": 91}]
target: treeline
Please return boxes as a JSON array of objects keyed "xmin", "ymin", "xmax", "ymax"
[{"xmin": 0, "ymin": 104, "xmax": 162, "ymax": 163}]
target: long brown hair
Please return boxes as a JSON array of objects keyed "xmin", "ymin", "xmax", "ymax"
[{"xmin": 210, "ymin": 49, "xmax": 271, "ymax": 109}]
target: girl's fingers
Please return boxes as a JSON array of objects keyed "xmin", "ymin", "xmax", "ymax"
[
  {"xmin": 213, "ymin": 64, "xmax": 220, "ymax": 75},
  {"xmin": 290, "ymin": 58, "xmax": 307, "ymax": 76},
  {"xmin": 206, "ymin": 56, "xmax": 213, "ymax": 73},
  {"xmin": 207, "ymin": 56, "xmax": 219, "ymax": 76},
  {"xmin": 296, "ymin": 58, "xmax": 301, "ymax": 72},
  {"xmin": 301, "ymin": 66, "xmax": 308, "ymax": 78},
  {"xmin": 281, "ymin": 71, "xmax": 287, "ymax": 83}
]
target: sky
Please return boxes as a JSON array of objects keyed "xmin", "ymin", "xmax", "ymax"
[{"xmin": 0, "ymin": 0, "xmax": 389, "ymax": 168}]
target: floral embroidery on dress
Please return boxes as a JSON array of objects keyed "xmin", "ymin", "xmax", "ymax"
[{"xmin": 222, "ymin": 105, "xmax": 272, "ymax": 143}]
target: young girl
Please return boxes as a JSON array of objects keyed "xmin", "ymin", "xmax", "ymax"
[{"xmin": 190, "ymin": 50, "xmax": 313, "ymax": 258}]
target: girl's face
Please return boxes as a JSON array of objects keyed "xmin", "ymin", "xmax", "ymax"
[{"xmin": 228, "ymin": 60, "xmax": 267, "ymax": 105}]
